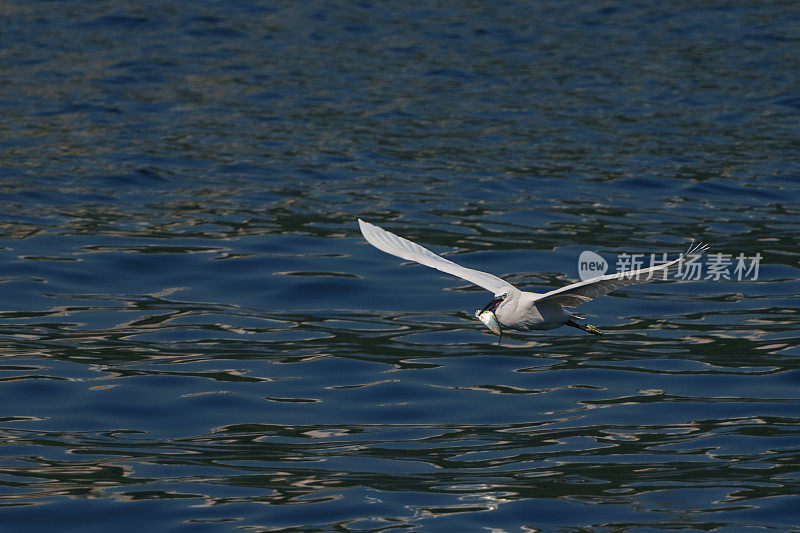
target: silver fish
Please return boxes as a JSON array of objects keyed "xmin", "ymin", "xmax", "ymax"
[{"xmin": 475, "ymin": 309, "xmax": 502, "ymax": 337}]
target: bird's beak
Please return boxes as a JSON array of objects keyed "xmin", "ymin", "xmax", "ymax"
[{"xmin": 479, "ymin": 296, "xmax": 504, "ymax": 314}]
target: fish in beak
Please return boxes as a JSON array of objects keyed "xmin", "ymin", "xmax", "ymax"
[
  {"xmin": 475, "ymin": 295, "xmax": 505, "ymax": 338},
  {"xmin": 476, "ymin": 308, "xmax": 502, "ymax": 336}
]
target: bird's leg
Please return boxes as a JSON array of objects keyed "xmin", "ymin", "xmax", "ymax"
[{"xmin": 565, "ymin": 318, "xmax": 604, "ymax": 336}]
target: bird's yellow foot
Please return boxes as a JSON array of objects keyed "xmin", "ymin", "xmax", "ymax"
[{"xmin": 585, "ymin": 324, "xmax": 604, "ymax": 335}]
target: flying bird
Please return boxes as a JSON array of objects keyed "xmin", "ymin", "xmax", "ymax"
[{"xmin": 358, "ymin": 219, "xmax": 707, "ymax": 340}]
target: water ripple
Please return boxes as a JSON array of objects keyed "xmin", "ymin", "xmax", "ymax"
[{"xmin": 2, "ymin": 0, "xmax": 800, "ymax": 529}]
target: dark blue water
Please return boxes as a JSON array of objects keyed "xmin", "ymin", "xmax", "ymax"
[{"xmin": 2, "ymin": 2, "xmax": 800, "ymax": 531}]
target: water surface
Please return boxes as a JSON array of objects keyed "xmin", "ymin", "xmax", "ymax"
[{"xmin": 1, "ymin": 1, "xmax": 799, "ymax": 531}]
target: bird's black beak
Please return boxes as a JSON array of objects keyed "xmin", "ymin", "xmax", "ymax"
[{"xmin": 480, "ymin": 296, "xmax": 504, "ymax": 314}]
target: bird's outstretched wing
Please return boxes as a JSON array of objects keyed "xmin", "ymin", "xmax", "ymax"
[
  {"xmin": 536, "ymin": 242, "xmax": 709, "ymax": 308},
  {"xmin": 358, "ymin": 219, "xmax": 518, "ymax": 296}
]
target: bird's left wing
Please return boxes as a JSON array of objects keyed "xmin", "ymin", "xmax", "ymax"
[
  {"xmin": 358, "ymin": 219, "xmax": 518, "ymax": 296},
  {"xmin": 535, "ymin": 242, "xmax": 709, "ymax": 308}
]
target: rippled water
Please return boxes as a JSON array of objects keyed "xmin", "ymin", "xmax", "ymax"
[{"xmin": 2, "ymin": 1, "xmax": 800, "ymax": 531}]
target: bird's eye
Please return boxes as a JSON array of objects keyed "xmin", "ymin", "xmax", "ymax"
[{"xmin": 501, "ymin": 293, "xmax": 507, "ymax": 299}]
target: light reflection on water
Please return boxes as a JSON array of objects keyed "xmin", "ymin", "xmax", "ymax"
[
  {"xmin": 2, "ymin": 288, "xmax": 798, "ymax": 527},
  {"xmin": 2, "ymin": 0, "xmax": 800, "ymax": 530},
  {"xmin": 2, "ymin": 413, "xmax": 797, "ymax": 527}
]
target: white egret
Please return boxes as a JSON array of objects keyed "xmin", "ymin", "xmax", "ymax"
[{"xmin": 358, "ymin": 219, "xmax": 708, "ymax": 339}]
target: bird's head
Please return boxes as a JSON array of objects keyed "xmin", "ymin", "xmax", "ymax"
[{"xmin": 479, "ymin": 292, "xmax": 509, "ymax": 314}]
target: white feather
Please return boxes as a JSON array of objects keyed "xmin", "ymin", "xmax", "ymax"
[
  {"xmin": 535, "ymin": 242, "xmax": 709, "ymax": 307},
  {"xmin": 358, "ymin": 219, "xmax": 518, "ymax": 297}
]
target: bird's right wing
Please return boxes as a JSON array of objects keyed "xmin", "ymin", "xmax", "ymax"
[
  {"xmin": 358, "ymin": 219, "xmax": 518, "ymax": 296},
  {"xmin": 536, "ymin": 241, "xmax": 709, "ymax": 307}
]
